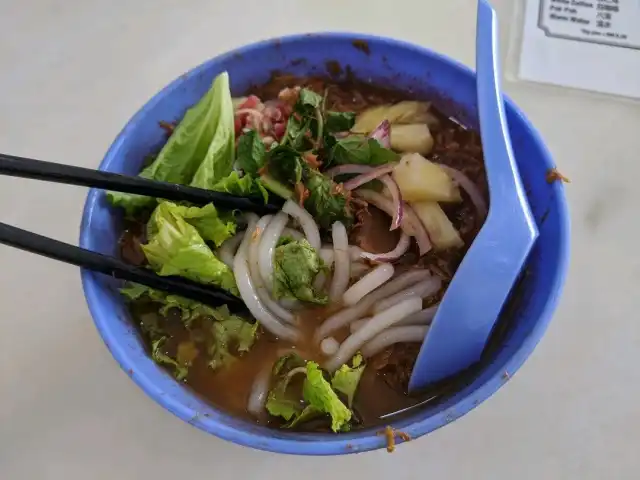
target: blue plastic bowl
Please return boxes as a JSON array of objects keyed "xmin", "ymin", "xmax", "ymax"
[{"xmin": 80, "ymin": 33, "xmax": 569, "ymax": 455}]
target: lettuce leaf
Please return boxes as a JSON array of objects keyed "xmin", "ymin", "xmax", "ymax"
[
  {"xmin": 208, "ymin": 312, "xmax": 259, "ymax": 370},
  {"xmin": 151, "ymin": 337, "xmax": 189, "ymax": 381},
  {"xmin": 266, "ymin": 354, "xmax": 307, "ymax": 421},
  {"xmin": 331, "ymin": 353, "xmax": 366, "ymax": 408},
  {"xmin": 190, "ymin": 73, "xmax": 236, "ymax": 189},
  {"xmin": 142, "ymin": 201, "xmax": 238, "ymax": 295},
  {"xmin": 303, "ymin": 362, "xmax": 352, "ymax": 432},
  {"xmin": 212, "ymin": 171, "xmax": 269, "ymax": 204},
  {"xmin": 147, "ymin": 201, "xmax": 235, "ymax": 247},
  {"xmin": 121, "ymin": 283, "xmax": 222, "ymax": 324},
  {"xmin": 273, "ymin": 239, "xmax": 327, "ymax": 305},
  {"xmin": 107, "ymin": 72, "xmax": 234, "ymax": 215}
]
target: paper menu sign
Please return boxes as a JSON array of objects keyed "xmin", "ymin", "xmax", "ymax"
[{"xmin": 518, "ymin": 0, "xmax": 640, "ymax": 100}]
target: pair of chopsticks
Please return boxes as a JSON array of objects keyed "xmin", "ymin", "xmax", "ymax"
[{"xmin": 0, "ymin": 153, "xmax": 282, "ymax": 312}]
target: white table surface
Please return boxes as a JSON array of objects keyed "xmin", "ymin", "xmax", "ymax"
[{"xmin": 1, "ymin": 0, "xmax": 638, "ymax": 478}]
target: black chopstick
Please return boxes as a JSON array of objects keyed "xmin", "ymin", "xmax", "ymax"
[
  {"xmin": 0, "ymin": 222, "xmax": 246, "ymax": 312},
  {"xmin": 0, "ymin": 153, "xmax": 282, "ymax": 216}
]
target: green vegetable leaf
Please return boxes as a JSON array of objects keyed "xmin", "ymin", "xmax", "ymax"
[
  {"xmin": 212, "ymin": 171, "xmax": 269, "ymax": 204},
  {"xmin": 107, "ymin": 72, "xmax": 233, "ymax": 214},
  {"xmin": 272, "ymin": 353, "xmax": 306, "ymax": 376},
  {"xmin": 303, "ymin": 362, "xmax": 352, "ymax": 432},
  {"xmin": 208, "ymin": 312, "xmax": 259, "ymax": 370},
  {"xmin": 236, "ymin": 130, "xmax": 266, "ymax": 176},
  {"xmin": 142, "ymin": 201, "xmax": 238, "ymax": 295},
  {"xmin": 121, "ymin": 283, "xmax": 223, "ymax": 324},
  {"xmin": 325, "ymin": 111, "xmax": 356, "ymax": 133},
  {"xmin": 266, "ymin": 355, "xmax": 307, "ymax": 421},
  {"xmin": 297, "ymin": 89, "xmax": 323, "ymax": 109},
  {"xmin": 273, "ymin": 239, "xmax": 327, "ymax": 305},
  {"xmin": 190, "ymin": 73, "xmax": 236, "ymax": 189},
  {"xmin": 330, "ymin": 136, "xmax": 399, "ymax": 166},
  {"xmin": 285, "ymin": 405, "xmax": 323, "ymax": 429},
  {"xmin": 264, "ymin": 145, "xmax": 353, "ymax": 228},
  {"xmin": 331, "ymin": 353, "xmax": 366, "ymax": 408},
  {"xmin": 304, "ymin": 170, "xmax": 352, "ymax": 229},
  {"xmin": 267, "ymin": 145, "xmax": 305, "ymax": 185},
  {"xmin": 151, "ymin": 337, "xmax": 189, "ymax": 381},
  {"xmin": 147, "ymin": 201, "xmax": 235, "ymax": 247}
]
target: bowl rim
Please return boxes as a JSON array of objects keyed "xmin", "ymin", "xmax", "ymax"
[{"xmin": 80, "ymin": 32, "xmax": 570, "ymax": 455}]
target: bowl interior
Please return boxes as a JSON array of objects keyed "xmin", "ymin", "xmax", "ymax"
[{"xmin": 80, "ymin": 33, "xmax": 569, "ymax": 455}]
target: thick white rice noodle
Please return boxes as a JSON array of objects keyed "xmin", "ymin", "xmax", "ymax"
[
  {"xmin": 282, "ymin": 200, "xmax": 321, "ymax": 250},
  {"xmin": 324, "ymin": 296, "xmax": 422, "ymax": 371},
  {"xmin": 315, "ymin": 269, "xmax": 431, "ymax": 342},
  {"xmin": 217, "ymin": 232, "xmax": 243, "ymax": 268},
  {"xmin": 249, "ymin": 216, "xmax": 296, "ymax": 325},
  {"xmin": 320, "ymin": 336, "xmax": 340, "ymax": 356},
  {"xmin": 247, "ymin": 364, "xmax": 272, "ymax": 417},
  {"xmin": 320, "ymin": 247, "xmax": 335, "ymax": 265},
  {"xmin": 350, "ymin": 262, "xmax": 371, "ymax": 279},
  {"xmin": 283, "ymin": 227, "xmax": 304, "ymax": 240},
  {"xmin": 349, "ymin": 317, "xmax": 372, "ymax": 333},
  {"xmin": 313, "ymin": 247, "xmax": 335, "ymax": 292},
  {"xmin": 329, "ymin": 221, "xmax": 350, "ymax": 301},
  {"xmin": 348, "ymin": 245, "xmax": 365, "ymax": 262},
  {"xmin": 234, "ymin": 214, "xmax": 298, "ymax": 341},
  {"xmin": 342, "ymin": 264, "xmax": 395, "ymax": 306},
  {"xmin": 361, "ymin": 325, "xmax": 429, "ymax": 358},
  {"xmin": 396, "ymin": 305, "xmax": 439, "ymax": 326},
  {"xmin": 258, "ymin": 211, "xmax": 289, "ymax": 290},
  {"xmin": 372, "ymin": 276, "xmax": 442, "ymax": 314}
]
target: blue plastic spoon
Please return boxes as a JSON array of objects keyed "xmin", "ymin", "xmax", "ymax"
[{"xmin": 408, "ymin": 0, "xmax": 539, "ymax": 392}]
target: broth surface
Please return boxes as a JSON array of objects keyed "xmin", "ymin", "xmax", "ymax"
[{"xmin": 121, "ymin": 75, "xmax": 488, "ymax": 431}]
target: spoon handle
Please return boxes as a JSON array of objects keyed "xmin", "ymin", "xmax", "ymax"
[{"xmin": 476, "ymin": 0, "xmax": 528, "ymax": 208}]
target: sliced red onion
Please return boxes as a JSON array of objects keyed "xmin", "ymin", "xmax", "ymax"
[
  {"xmin": 372, "ymin": 277, "xmax": 442, "ymax": 314},
  {"xmin": 314, "ymin": 269, "xmax": 430, "ymax": 342},
  {"xmin": 342, "ymin": 165, "xmax": 394, "ymax": 190},
  {"xmin": 354, "ymin": 189, "xmax": 432, "ymax": 255},
  {"xmin": 359, "ymin": 232, "xmax": 411, "ymax": 262},
  {"xmin": 361, "ymin": 325, "xmax": 429, "ymax": 358},
  {"xmin": 283, "ymin": 200, "xmax": 321, "ymax": 251},
  {"xmin": 439, "ymin": 164, "xmax": 488, "ymax": 220},
  {"xmin": 329, "ymin": 221, "xmax": 350, "ymax": 301},
  {"xmin": 233, "ymin": 214, "xmax": 299, "ymax": 341},
  {"xmin": 343, "ymin": 264, "xmax": 395, "ymax": 306},
  {"xmin": 329, "ymin": 165, "xmax": 403, "ymax": 230},
  {"xmin": 369, "ymin": 119, "xmax": 391, "ymax": 148},
  {"xmin": 325, "ymin": 164, "xmax": 380, "ymax": 180},
  {"xmin": 324, "ymin": 296, "xmax": 423, "ymax": 371}
]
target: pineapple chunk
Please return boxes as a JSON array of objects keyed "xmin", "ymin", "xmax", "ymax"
[
  {"xmin": 390, "ymin": 124, "xmax": 434, "ymax": 155},
  {"xmin": 352, "ymin": 101, "xmax": 437, "ymax": 133},
  {"xmin": 392, "ymin": 153, "xmax": 462, "ymax": 203},
  {"xmin": 411, "ymin": 201, "xmax": 463, "ymax": 250}
]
